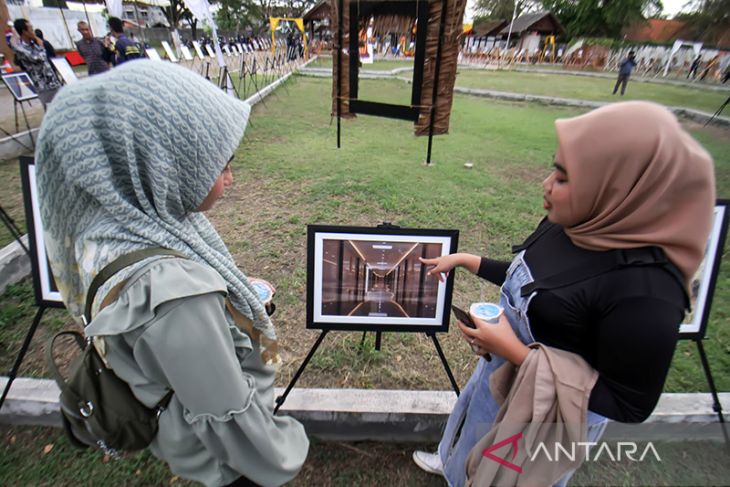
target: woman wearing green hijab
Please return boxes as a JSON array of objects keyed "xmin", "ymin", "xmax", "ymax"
[{"xmin": 35, "ymin": 60, "xmax": 309, "ymax": 487}]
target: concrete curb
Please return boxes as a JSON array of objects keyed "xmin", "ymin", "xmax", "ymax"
[
  {"xmin": 0, "ymin": 236, "xmax": 30, "ymax": 295},
  {"xmin": 0, "ymin": 129, "xmax": 37, "ymax": 161},
  {"xmin": 2, "ymin": 377, "xmax": 728, "ymax": 441},
  {"xmin": 509, "ymin": 66, "xmax": 730, "ymax": 92},
  {"xmin": 244, "ymin": 57, "xmax": 317, "ymax": 107},
  {"xmin": 297, "ymin": 70, "xmax": 730, "ymax": 128},
  {"xmin": 449, "ymin": 84, "xmax": 730, "ymax": 128}
]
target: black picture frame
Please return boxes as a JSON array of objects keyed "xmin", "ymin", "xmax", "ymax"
[
  {"xmin": 679, "ymin": 199, "xmax": 729, "ymax": 340},
  {"xmin": 19, "ymin": 156, "xmax": 65, "ymax": 309},
  {"xmin": 346, "ymin": 0, "xmax": 429, "ymax": 122},
  {"xmin": 306, "ymin": 224, "xmax": 458, "ymax": 332}
]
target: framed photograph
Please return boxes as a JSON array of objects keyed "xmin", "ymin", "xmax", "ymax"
[
  {"xmin": 160, "ymin": 41, "xmax": 178, "ymax": 62},
  {"xmin": 205, "ymin": 44, "xmax": 216, "ymax": 59},
  {"xmin": 50, "ymin": 57, "xmax": 78, "ymax": 85},
  {"xmin": 236, "ymin": 43, "xmax": 245, "ymax": 54},
  {"xmin": 307, "ymin": 225, "xmax": 458, "ymax": 332},
  {"xmin": 19, "ymin": 156, "xmax": 65, "ymax": 308},
  {"xmin": 180, "ymin": 45, "xmax": 194, "ymax": 61},
  {"xmin": 2, "ymin": 72, "xmax": 38, "ymax": 102},
  {"xmin": 192, "ymin": 41, "xmax": 206, "ymax": 59},
  {"xmin": 680, "ymin": 200, "xmax": 729, "ymax": 339},
  {"xmin": 223, "ymin": 44, "xmax": 232, "ymax": 56},
  {"xmin": 145, "ymin": 48, "xmax": 162, "ymax": 61}
]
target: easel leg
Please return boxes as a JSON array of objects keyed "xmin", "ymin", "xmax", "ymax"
[
  {"xmin": 274, "ymin": 330, "xmax": 329, "ymax": 414},
  {"xmin": 696, "ymin": 339, "xmax": 725, "ymax": 423},
  {"xmin": 695, "ymin": 339, "xmax": 729, "ymax": 447},
  {"xmin": 0, "ymin": 205, "xmax": 29, "ymax": 255},
  {"xmin": 0, "ymin": 306, "xmax": 46, "ymax": 411},
  {"xmin": 20, "ymin": 102, "xmax": 34, "ymax": 146},
  {"xmin": 427, "ymin": 332, "xmax": 460, "ymax": 396}
]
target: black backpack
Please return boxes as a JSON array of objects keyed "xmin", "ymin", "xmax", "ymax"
[{"xmin": 47, "ymin": 248, "xmax": 184, "ymax": 456}]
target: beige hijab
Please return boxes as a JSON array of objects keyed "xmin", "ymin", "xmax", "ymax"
[{"xmin": 554, "ymin": 101, "xmax": 715, "ymax": 285}]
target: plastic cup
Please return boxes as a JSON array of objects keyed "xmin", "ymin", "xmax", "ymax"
[{"xmin": 470, "ymin": 302, "xmax": 503, "ymax": 324}]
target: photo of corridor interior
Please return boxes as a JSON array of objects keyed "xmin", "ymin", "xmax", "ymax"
[{"xmin": 321, "ymin": 239, "xmax": 442, "ymax": 318}]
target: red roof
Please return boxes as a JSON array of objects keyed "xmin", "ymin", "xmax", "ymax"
[{"xmin": 623, "ymin": 19, "xmax": 694, "ymax": 43}]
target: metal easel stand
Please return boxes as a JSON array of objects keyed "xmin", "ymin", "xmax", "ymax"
[
  {"xmin": 0, "ymin": 306, "xmax": 47, "ymax": 411},
  {"xmin": 273, "ymin": 329, "xmax": 460, "ymax": 414},
  {"xmin": 704, "ymin": 96, "xmax": 729, "ymax": 127},
  {"xmin": 13, "ymin": 98, "xmax": 35, "ymax": 147},
  {"xmin": 694, "ymin": 338, "xmax": 730, "ymax": 448},
  {"xmin": 0, "ymin": 204, "xmax": 29, "ymax": 254}
]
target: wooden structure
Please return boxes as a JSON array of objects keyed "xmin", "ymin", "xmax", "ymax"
[
  {"xmin": 331, "ymin": 0, "xmax": 467, "ymax": 162},
  {"xmin": 303, "ymin": 0, "xmax": 332, "ymax": 42},
  {"xmin": 499, "ymin": 11, "xmax": 565, "ymax": 60}
]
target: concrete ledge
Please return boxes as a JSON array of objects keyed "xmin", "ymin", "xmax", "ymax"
[
  {"xmin": 448, "ymin": 85, "xmax": 730, "ymax": 128},
  {"xmin": 0, "ymin": 129, "xmax": 37, "ymax": 160},
  {"xmin": 2, "ymin": 377, "xmax": 728, "ymax": 441},
  {"xmin": 0, "ymin": 236, "xmax": 30, "ymax": 294}
]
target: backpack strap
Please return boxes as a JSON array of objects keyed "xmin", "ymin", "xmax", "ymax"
[
  {"xmin": 519, "ymin": 246, "xmax": 682, "ymax": 297},
  {"xmin": 84, "ymin": 248, "xmax": 187, "ymax": 324}
]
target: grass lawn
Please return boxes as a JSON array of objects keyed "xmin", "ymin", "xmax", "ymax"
[
  {"xmin": 1, "ymin": 68, "xmax": 729, "ymax": 487},
  {"xmin": 1, "ymin": 75, "xmax": 728, "ymax": 395},
  {"xmin": 2, "ymin": 424, "xmax": 729, "ymax": 486},
  {"xmin": 308, "ymin": 55, "xmax": 414, "ymax": 71},
  {"xmin": 454, "ymin": 69, "xmax": 729, "ymax": 114}
]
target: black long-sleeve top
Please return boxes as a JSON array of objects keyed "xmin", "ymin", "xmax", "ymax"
[{"xmin": 477, "ymin": 220, "xmax": 686, "ymax": 423}]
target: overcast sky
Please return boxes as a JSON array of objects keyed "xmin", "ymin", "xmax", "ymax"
[{"xmin": 463, "ymin": 0, "xmax": 695, "ymax": 23}]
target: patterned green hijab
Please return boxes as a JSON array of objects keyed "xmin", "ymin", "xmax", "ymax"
[{"xmin": 36, "ymin": 60, "xmax": 280, "ymax": 364}]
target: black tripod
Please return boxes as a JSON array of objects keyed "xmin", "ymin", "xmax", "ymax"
[
  {"xmin": 0, "ymin": 204, "xmax": 29, "ymax": 254},
  {"xmin": 705, "ymin": 96, "xmax": 729, "ymax": 126},
  {"xmin": 0, "ymin": 201, "xmax": 36, "ymax": 412}
]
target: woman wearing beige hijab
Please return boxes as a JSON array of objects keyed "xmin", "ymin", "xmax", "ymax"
[{"xmin": 412, "ymin": 101, "xmax": 715, "ymax": 486}]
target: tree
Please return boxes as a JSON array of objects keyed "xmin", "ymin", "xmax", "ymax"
[
  {"xmin": 162, "ymin": 0, "xmax": 191, "ymax": 30},
  {"xmin": 542, "ymin": 0, "xmax": 662, "ymax": 39},
  {"xmin": 474, "ymin": 0, "xmax": 542, "ymax": 20},
  {"xmin": 214, "ymin": 0, "xmax": 261, "ymax": 32},
  {"xmin": 676, "ymin": 0, "xmax": 730, "ymax": 44}
]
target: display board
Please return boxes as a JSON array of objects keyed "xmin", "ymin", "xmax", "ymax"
[
  {"xmin": 680, "ymin": 200, "xmax": 729, "ymax": 339},
  {"xmin": 2, "ymin": 73, "xmax": 38, "ymax": 101},
  {"xmin": 307, "ymin": 225, "xmax": 458, "ymax": 332},
  {"xmin": 19, "ymin": 156, "xmax": 64, "ymax": 308}
]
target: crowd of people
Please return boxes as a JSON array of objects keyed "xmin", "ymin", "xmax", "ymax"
[{"xmin": 4, "ymin": 17, "xmax": 290, "ymax": 109}]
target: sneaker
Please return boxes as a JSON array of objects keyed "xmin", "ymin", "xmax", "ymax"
[{"xmin": 412, "ymin": 450, "xmax": 444, "ymax": 476}]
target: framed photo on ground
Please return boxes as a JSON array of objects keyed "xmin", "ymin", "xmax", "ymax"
[
  {"xmin": 180, "ymin": 45, "xmax": 194, "ymax": 61},
  {"xmin": 307, "ymin": 225, "xmax": 458, "ymax": 332},
  {"xmin": 192, "ymin": 41, "xmax": 206, "ymax": 59},
  {"xmin": 2, "ymin": 72, "xmax": 38, "ymax": 101},
  {"xmin": 50, "ymin": 57, "xmax": 78, "ymax": 85},
  {"xmin": 145, "ymin": 48, "xmax": 162, "ymax": 61},
  {"xmin": 680, "ymin": 199, "xmax": 729, "ymax": 339},
  {"xmin": 19, "ymin": 156, "xmax": 64, "ymax": 308},
  {"xmin": 160, "ymin": 41, "xmax": 178, "ymax": 62}
]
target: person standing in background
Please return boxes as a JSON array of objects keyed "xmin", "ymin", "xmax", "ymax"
[
  {"xmin": 612, "ymin": 50, "xmax": 637, "ymax": 96},
  {"xmin": 10, "ymin": 18, "xmax": 61, "ymax": 107},
  {"xmin": 75, "ymin": 21, "xmax": 112, "ymax": 75},
  {"xmin": 34, "ymin": 29, "xmax": 55, "ymax": 59},
  {"xmin": 688, "ymin": 54, "xmax": 701, "ymax": 79},
  {"xmin": 108, "ymin": 17, "xmax": 141, "ymax": 65}
]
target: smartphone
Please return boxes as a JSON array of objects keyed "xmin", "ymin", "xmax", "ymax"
[
  {"xmin": 451, "ymin": 305, "xmax": 476, "ymax": 329},
  {"xmin": 452, "ymin": 305, "xmax": 492, "ymax": 361}
]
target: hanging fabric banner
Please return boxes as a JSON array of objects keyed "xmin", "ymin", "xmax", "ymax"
[
  {"xmin": 105, "ymin": 0, "xmax": 123, "ymax": 19},
  {"xmin": 183, "ymin": 0, "xmax": 232, "ymax": 94}
]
